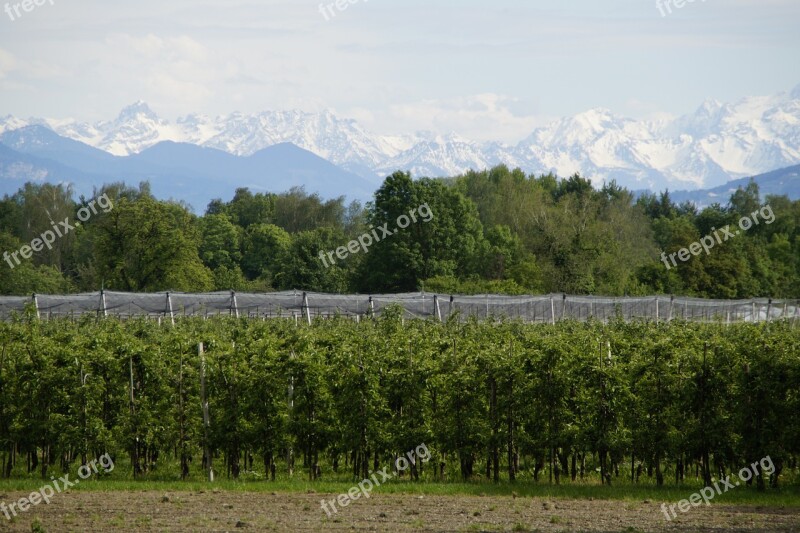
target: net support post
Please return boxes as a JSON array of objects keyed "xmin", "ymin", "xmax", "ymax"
[
  {"xmin": 655, "ymin": 297, "xmax": 659, "ymax": 324},
  {"xmin": 100, "ymin": 289, "xmax": 108, "ymax": 318},
  {"xmin": 167, "ymin": 292, "xmax": 175, "ymax": 326},
  {"xmin": 668, "ymin": 295, "xmax": 674, "ymax": 322},
  {"xmin": 302, "ymin": 292, "xmax": 311, "ymax": 326},
  {"xmin": 231, "ymin": 291, "xmax": 239, "ymax": 318}
]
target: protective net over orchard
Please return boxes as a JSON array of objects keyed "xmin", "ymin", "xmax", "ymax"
[{"xmin": 0, "ymin": 291, "xmax": 797, "ymax": 323}]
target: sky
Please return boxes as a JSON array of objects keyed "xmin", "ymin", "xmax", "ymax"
[{"xmin": 0, "ymin": 0, "xmax": 799, "ymax": 143}]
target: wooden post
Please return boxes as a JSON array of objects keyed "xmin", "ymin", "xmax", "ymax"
[
  {"xmin": 550, "ymin": 296, "xmax": 555, "ymax": 326},
  {"xmin": 507, "ymin": 339, "xmax": 516, "ymax": 482},
  {"xmin": 32, "ymin": 294, "xmax": 40, "ymax": 320},
  {"xmin": 199, "ymin": 342, "xmax": 214, "ymax": 481},
  {"xmin": 129, "ymin": 354, "xmax": 138, "ymax": 478},
  {"xmin": 179, "ymin": 351, "xmax": 188, "ymax": 479},
  {"xmin": 434, "ymin": 295, "xmax": 442, "ymax": 321},
  {"xmin": 288, "ymin": 351, "xmax": 295, "ymax": 477},
  {"xmin": 79, "ymin": 361, "xmax": 89, "ymax": 466}
]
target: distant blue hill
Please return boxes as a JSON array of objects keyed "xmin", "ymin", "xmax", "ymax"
[
  {"xmin": 638, "ymin": 164, "xmax": 800, "ymax": 206},
  {"xmin": 0, "ymin": 140, "xmax": 105, "ymax": 194},
  {"xmin": 0, "ymin": 126, "xmax": 375, "ymax": 210},
  {"xmin": 0, "ymin": 125, "xmax": 117, "ymax": 173},
  {"xmin": 5, "ymin": 125, "xmax": 798, "ymax": 211}
]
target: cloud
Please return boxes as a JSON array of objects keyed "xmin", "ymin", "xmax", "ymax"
[
  {"xmin": 0, "ymin": 0, "xmax": 797, "ymax": 137},
  {"xmin": 99, "ymin": 34, "xmax": 215, "ymax": 111},
  {"xmin": 0, "ymin": 49, "xmax": 16, "ymax": 80},
  {"xmin": 376, "ymin": 94, "xmax": 544, "ymax": 143}
]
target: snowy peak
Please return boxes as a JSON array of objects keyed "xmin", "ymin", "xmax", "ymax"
[
  {"xmin": 1, "ymin": 84, "xmax": 799, "ymax": 191},
  {"xmin": 665, "ymin": 99, "xmax": 727, "ymax": 139},
  {"xmin": 573, "ymin": 108, "xmax": 618, "ymax": 133},
  {"xmin": 692, "ymin": 99, "xmax": 727, "ymax": 129},
  {"xmin": 697, "ymin": 99, "xmax": 724, "ymax": 116},
  {"xmin": 0, "ymin": 114, "xmax": 29, "ymax": 135},
  {"xmin": 116, "ymin": 100, "xmax": 159, "ymax": 122}
]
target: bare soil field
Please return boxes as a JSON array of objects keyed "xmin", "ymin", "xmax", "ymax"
[{"xmin": 1, "ymin": 490, "xmax": 799, "ymax": 532}]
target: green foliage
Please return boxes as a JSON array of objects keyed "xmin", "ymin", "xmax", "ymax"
[
  {"xmin": 0, "ymin": 232, "xmax": 74, "ymax": 295},
  {"xmin": 358, "ymin": 172, "xmax": 487, "ymax": 292},
  {"xmin": 200, "ymin": 214, "xmax": 243, "ymax": 271},
  {"xmin": 1, "ymin": 169, "xmax": 799, "ymax": 297},
  {"xmin": 93, "ymin": 197, "xmax": 213, "ymax": 291},
  {"xmin": 241, "ymin": 224, "xmax": 291, "ymax": 281},
  {"xmin": 278, "ymin": 228, "xmax": 350, "ymax": 292},
  {"xmin": 0, "ymin": 317, "xmax": 797, "ymax": 489},
  {"xmin": 422, "ymin": 276, "xmax": 530, "ymax": 296}
]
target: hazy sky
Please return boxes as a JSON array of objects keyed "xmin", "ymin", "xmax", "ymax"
[{"xmin": 1, "ymin": 0, "xmax": 798, "ymax": 142}]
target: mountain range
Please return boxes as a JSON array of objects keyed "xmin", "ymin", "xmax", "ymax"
[
  {"xmin": 668, "ymin": 164, "xmax": 800, "ymax": 207},
  {"xmin": 1, "ymin": 84, "xmax": 799, "ymax": 208},
  {"xmin": 0, "ymin": 126, "xmax": 375, "ymax": 209}
]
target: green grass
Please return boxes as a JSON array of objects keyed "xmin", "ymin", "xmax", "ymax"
[{"xmin": 1, "ymin": 476, "xmax": 798, "ymax": 507}]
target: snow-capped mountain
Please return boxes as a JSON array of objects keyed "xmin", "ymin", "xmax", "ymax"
[
  {"xmin": 374, "ymin": 133, "xmax": 517, "ymax": 179},
  {"xmin": 2, "ymin": 84, "xmax": 800, "ymax": 191},
  {"xmin": 32, "ymin": 101, "xmax": 184, "ymax": 157}
]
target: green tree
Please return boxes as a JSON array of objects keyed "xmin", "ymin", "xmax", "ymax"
[
  {"xmin": 93, "ymin": 197, "xmax": 213, "ymax": 291},
  {"xmin": 359, "ymin": 172, "xmax": 486, "ymax": 292},
  {"xmin": 241, "ymin": 224, "xmax": 292, "ymax": 283},
  {"xmin": 278, "ymin": 228, "xmax": 349, "ymax": 293},
  {"xmin": 199, "ymin": 214, "xmax": 242, "ymax": 271},
  {"xmin": 0, "ymin": 232, "xmax": 72, "ymax": 295}
]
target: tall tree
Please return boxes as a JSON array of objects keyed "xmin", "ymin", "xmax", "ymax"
[
  {"xmin": 93, "ymin": 197, "xmax": 213, "ymax": 291},
  {"xmin": 358, "ymin": 172, "xmax": 486, "ymax": 292}
]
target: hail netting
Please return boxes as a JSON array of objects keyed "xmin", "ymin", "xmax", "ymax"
[{"xmin": 0, "ymin": 292, "xmax": 797, "ymax": 323}]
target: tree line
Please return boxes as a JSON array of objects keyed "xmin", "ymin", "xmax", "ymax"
[
  {"xmin": 0, "ymin": 314, "xmax": 796, "ymax": 487},
  {"xmin": 1, "ymin": 167, "xmax": 798, "ymax": 297}
]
